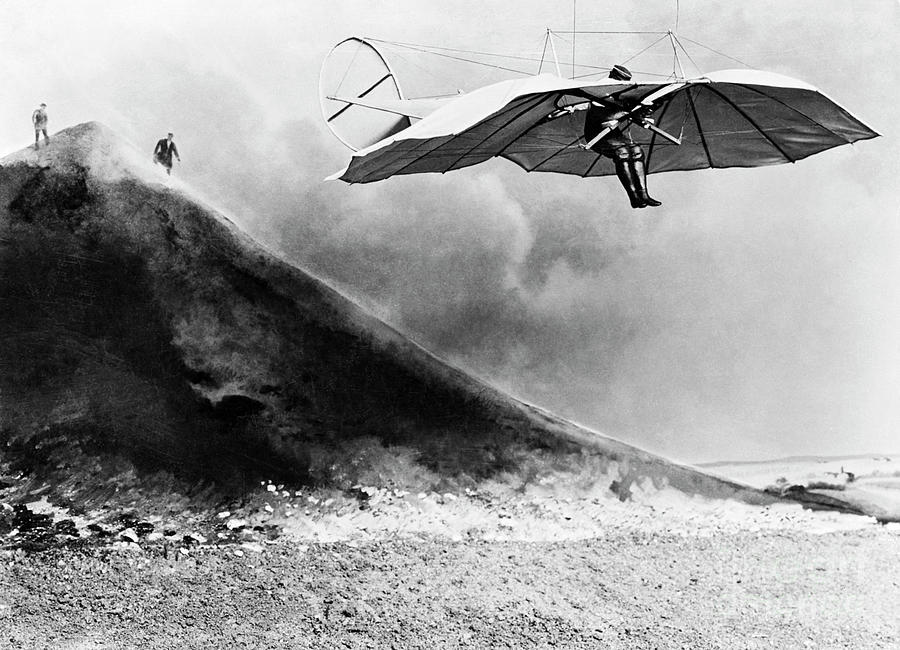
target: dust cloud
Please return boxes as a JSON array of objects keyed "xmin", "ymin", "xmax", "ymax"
[{"xmin": 1, "ymin": 0, "xmax": 898, "ymax": 462}]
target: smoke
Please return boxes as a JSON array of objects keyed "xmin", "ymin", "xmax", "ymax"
[{"xmin": 2, "ymin": 0, "xmax": 898, "ymax": 462}]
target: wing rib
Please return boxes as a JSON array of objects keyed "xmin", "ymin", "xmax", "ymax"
[
  {"xmin": 686, "ymin": 87, "xmax": 715, "ymax": 168},
  {"xmin": 735, "ymin": 84, "xmax": 864, "ymax": 144},
  {"xmin": 525, "ymin": 134, "xmax": 585, "ymax": 172},
  {"xmin": 703, "ymin": 86, "xmax": 795, "ymax": 163},
  {"xmin": 443, "ymin": 93, "xmax": 553, "ymax": 172},
  {"xmin": 645, "ymin": 95, "xmax": 677, "ymax": 173}
]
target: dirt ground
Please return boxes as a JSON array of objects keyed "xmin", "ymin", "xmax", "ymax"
[
  {"xmin": 2, "ymin": 512, "xmax": 899, "ymax": 649},
  {"xmin": 2, "ymin": 439, "xmax": 899, "ymax": 649}
]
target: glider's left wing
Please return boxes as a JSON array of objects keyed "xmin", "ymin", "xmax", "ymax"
[{"xmin": 329, "ymin": 70, "xmax": 878, "ymax": 183}]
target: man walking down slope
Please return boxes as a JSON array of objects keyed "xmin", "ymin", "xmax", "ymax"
[
  {"xmin": 32, "ymin": 103, "xmax": 49, "ymax": 149},
  {"xmin": 153, "ymin": 132, "xmax": 181, "ymax": 175}
]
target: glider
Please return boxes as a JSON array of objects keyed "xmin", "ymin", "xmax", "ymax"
[{"xmin": 320, "ymin": 36, "xmax": 878, "ymax": 191}]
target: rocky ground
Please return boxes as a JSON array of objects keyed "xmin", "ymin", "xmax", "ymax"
[
  {"xmin": 2, "ymin": 524, "xmax": 899, "ymax": 649},
  {"xmin": 2, "ymin": 455, "xmax": 899, "ymax": 649}
]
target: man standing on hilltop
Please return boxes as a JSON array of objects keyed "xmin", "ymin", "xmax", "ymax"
[
  {"xmin": 153, "ymin": 132, "xmax": 181, "ymax": 175},
  {"xmin": 32, "ymin": 103, "xmax": 49, "ymax": 149}
]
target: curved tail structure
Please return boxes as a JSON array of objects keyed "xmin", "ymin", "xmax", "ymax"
[{"xmin": 320, "ymin": 37, "xmax": 450, "ymax": 152}]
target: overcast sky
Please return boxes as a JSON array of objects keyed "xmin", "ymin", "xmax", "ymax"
[{"xmin": 2, "ymin": 1, "xmax": 898, "ymax": 462}]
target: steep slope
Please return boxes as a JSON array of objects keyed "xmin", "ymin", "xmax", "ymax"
[{"xmin": 0, "ymin": 122, "xmax": 775, "ymax": 503}]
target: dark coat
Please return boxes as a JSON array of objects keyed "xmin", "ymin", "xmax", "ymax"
[
  {"xmin": 584, "ymin": 105, "xmax": 632, "ymax": 154},
  {"xmin": 153, "ymin": 138, "xmax": 179, "ymax": 166}
]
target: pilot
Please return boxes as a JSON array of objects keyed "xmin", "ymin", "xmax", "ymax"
[{"xmin": 584, "ymin": 65, "xmax": 661, "ymax": 209}]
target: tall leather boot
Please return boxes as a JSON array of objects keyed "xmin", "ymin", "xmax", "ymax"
[
  {"xmin": 631, "ymin": 159, "xmax": 661, "ymax": 207},
  {"xmin": 615, "ymin": 161, "xmax": 645, "ymax": 209}
]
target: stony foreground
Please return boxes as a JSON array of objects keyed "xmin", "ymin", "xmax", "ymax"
[{"xmin": 2, "ymin": 526, "xmax": 898, "ymax": 649}]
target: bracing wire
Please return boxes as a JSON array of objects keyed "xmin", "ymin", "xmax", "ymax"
[
  {"xmin": 335, "ymin": 40, "xmax": 364, "ymax": 97},
  {"xmin": 672, "ymin": 34, "xmax": 703, "ymax": 76},
  {"xmin": 388, "ymin": 49, "xmax": 456, "ymax": 86},
  {"xmin": 571, "ymin": 0, "xmax": 576, "ymax": 79},
  {"xmin": 547, "ymin": 31, "xmax": 574, "ymax": 45},
  {"xmin": 368, "ymin": 38, "xmax": 548, "ymax": 68},
  {"xmin": 538, "ymin": 31, "xmax": 549, "ymax": 74},
  {"xmin": 366, "ymin": 38, "xmax": 525, "ymax": 58},
  {"xmin": 677, "ymin": 36, "xmax": 753, "ymax": 68},
  {"xmin": 549, "ymin": 30, "xmax": 669, "ymax": 35},
  {"xmin": 367, "ymin": 31, "xmax": 685, "ymax": 78},
  {"xmin": 550, "ymin": 37, "xmax": 635, "ymax": 76},
  {"xmin": 371, "ymin": 42, "xmax": 532, "ymax": 76},
  {"xmin": 669, "ymin": 33, "xmax": 681, "ymax": 78},
  {"xmin": 361, "ymin": 23, "xmax": 751, "ymax": 86},
  {"xmin": 572, "ymin": 68, "xmax": 677, "ymax": 80},
  {"xmin": 621, "ymin": 34, "xmax": 671, "ymax": 66}
]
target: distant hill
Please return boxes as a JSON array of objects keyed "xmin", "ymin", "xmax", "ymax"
[{"xmin": 0, "ymin": 122, "xmax": 779, "ymax": 504}]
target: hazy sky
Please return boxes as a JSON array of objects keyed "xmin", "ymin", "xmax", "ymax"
[{"xmin": 2, "ymin": 1, "xmax": 898, "ymax": 462}]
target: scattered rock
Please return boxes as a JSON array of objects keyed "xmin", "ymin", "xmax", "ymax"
[
  {"xmin": 184, "ymin": 532, "xmax": 207, "ymax": 545},
  {"xmin": 53, "ymin": 519, "xmax": 79, "ymax": 537},
  {"xmin": 87, "ymin": 523, "xmax": 113, "ymax": 538},
  {"xmin": 240, "ymin": 542, "xmax": 264, "ymax": 553},
  {"xmin": 134, "ymin": 522, "xmax": 155, "ymax": 537},
  {"xmin": 12, "ymin": 504, "xmax": 53, "ymax": 533}
]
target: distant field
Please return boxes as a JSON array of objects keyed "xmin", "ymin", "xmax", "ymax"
[{"xmin": 702, "ymin": 454, "xmax": 900, "ymax": 522}]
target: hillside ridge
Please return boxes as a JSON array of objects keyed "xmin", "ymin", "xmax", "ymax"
[{"xmin": 1, "ymin": 122, "xmax": 779, "ymax": 506}]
